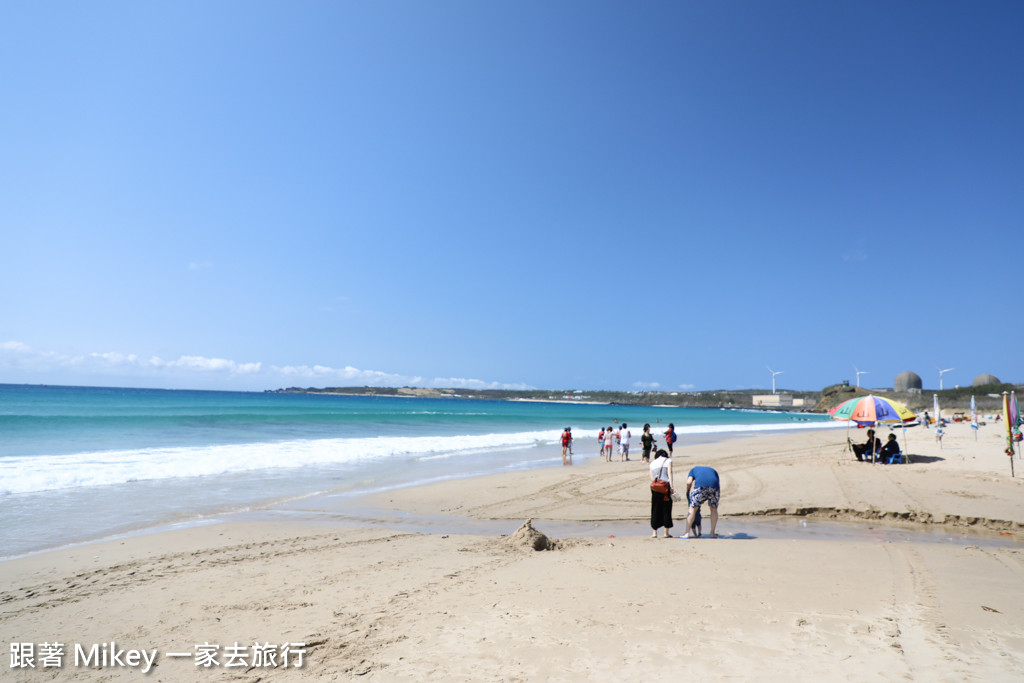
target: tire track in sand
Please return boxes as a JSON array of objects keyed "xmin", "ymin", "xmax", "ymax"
[
  {"xmin": 462, "ymin": 469, "xmax": 641, "ymax": 520},
  {"xmin": 0, "ymin": 532, "xmax": 417, "ymax": 620},
  {"xmin": 884, "ymin": 544, "xmax": 972, "ymax": 679},
  {"xmin": 309, "ymin": 538, "xmax": 516, "ymax": 678}
]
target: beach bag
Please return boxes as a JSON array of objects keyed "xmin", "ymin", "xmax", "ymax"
[{"xmin": 650, "ymin": 463, "xmax": 670, "ymax": 496}]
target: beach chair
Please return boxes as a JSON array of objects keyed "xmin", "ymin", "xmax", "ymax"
[{"xmin": 886, "ymin": 448, "xmax": 907, "ymax": 465}]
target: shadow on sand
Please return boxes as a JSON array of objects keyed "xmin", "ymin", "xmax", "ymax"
[{"xmin": 903, "ymin": 454, "xmax": 945, "ymax": 464}]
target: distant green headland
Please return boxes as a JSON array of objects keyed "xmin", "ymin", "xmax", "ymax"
[
  {"xmin": 273, "ymin": 385, "xmax": 804, "ymax": 409},
  {"xmin": 272, "ymin": 382, "xmax": 1020, "ymax": 414}
]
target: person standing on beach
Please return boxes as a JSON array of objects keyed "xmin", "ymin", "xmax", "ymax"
[
  {"xmin": 604, "ymin": 427, "xmax": 614, "ymax": 461},
  {"xmin": 597, "ymin": 428, "xmax": 605, "ymax": 456},
  {"xmin": 561, "ymin": 428, "xmax": 573, "ymax": 466},
  {"xmin": 664, "ymin": 423, "xmax": 677, "ymax": 454},
  {"xmin": 683, "ymin": 465, "xmax": 720, "ymax": 539},
  {"xmin": 649, "ymin": 449, "xmax": 675, "ymax": 538},
  {"xmin": 620, "ymin": 423, "xmax": 631, "ymax": 461},
  {"xmin": 640, "ymin": 424, "xmax": 654, "ymax": 463}
]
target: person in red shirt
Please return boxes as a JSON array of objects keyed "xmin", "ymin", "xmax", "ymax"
[{"xmin": 664, "ymin": 423, "xmax": 677, "ymax": 454}]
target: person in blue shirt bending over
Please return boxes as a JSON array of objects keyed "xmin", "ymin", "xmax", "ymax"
[{"xmin": 684, "ymin": 465, "xmax": 721, "ymax": 539}]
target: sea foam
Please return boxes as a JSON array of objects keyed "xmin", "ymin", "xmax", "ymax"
[
  {"xmin": 0, "ymin": 420, "xmax": 845, "ymax": 495},
  {"xmin": 0, "ymin": 430, "xmax": 559, "ymax": 495}
]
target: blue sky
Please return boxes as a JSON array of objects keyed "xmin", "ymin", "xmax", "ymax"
[{"xmin": 2, "ymin": 2, "xmax": 1021, "ymax": 393}]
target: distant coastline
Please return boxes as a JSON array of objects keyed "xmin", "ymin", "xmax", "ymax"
[
  {"xmin": 271, "ymin": 382, "xmax": 1022, "ymax": 414},
  {"xmin": 508, "ymin": 397, "xmax": 609, "ymax": 405},
  {"xmin": 272, "ymin": 385, "xmax": 824, "ymax": 411}
]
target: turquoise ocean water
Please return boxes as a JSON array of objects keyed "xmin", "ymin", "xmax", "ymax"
[{"xmin": 0, "ymin": 384, "xmax": 838, "ymax": 557}]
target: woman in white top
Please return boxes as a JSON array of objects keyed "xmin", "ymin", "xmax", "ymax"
[{"xmin": 649, "ymin": 449, "xmax": 675, "ymax": 538}]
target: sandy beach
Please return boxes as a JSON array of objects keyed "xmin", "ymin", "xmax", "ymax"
[{"xmin": 3, "ymin": 420, "xmax": 1023, "ymax": 681}]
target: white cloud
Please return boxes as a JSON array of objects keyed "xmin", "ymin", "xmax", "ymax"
[
  {"xmin": 678, "ymin": 383, "xmax": 696, "ymax": 390},
  {"xmin": 77, "ymin": 351, "xmax": 261, "ymax": 375},
  {"xmin": 0, "ymin": 341, "xmax": 73, "ymax": 369},
  {"xmin": 1, "ymin": 341, "xmax": 530, "ymax": 391},
  {"xmin": 164, "ymin": 356, "xmax": 262, "ymax": 374},
  {"xmin": 428, "ymin": 377, "xmax": 533, "ymax": 391},
  {"xmin": 1, "ymin": 341, "xmax": 33, "ymax": 353},
  {"xmin": 633, "ymin": 381, "xmax": 661, "ymax": 390},
  {"xmin": 89, "ymin": 352, "xmax": 141, "ymax": 366},
  {"xmin": 842, "ymin": 249, "xmax": 867, "ymax": 263},
  {"xmin": 1, "ymin": 342, "xmax": 261, "ymax": 379},
  {"xmin": 271, "ymin": 365, "xmax": 531, "ymax": 391},
  {"xmin": 272, "ymin": 364, "xmax": 411, "ymax": 386}
]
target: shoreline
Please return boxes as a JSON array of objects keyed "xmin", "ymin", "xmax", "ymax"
[
  {"xmin": 1, "ymin": 420, "xmax": 1016, "ymax": 562},
  {"xmin": 3, "ymin": 422, "xmax": 1022, "ymax": 680},
  {"xmin": 358, "ymin": 422, "xmax": 1023, "ymax": 534},
  {"xmin": 506, "ymin": 397, "xmax": 610, "ymax": 405},
  {"xmin": 1, "ymin": 417, "xmax": 842, "ymax": 560}
]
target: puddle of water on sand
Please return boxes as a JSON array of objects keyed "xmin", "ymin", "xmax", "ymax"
[
  {"xmin": 239, "ymin": 503, "xmax": 1022, "ymax": 549},
  {"xmin": 8, "ymin": 504, "xmax": 1014, "ymax": 564}
]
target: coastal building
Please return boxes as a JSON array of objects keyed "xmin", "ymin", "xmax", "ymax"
[
  {"xmin": 752, "ymin": 394, "xmax": 808, "ymax": 408},
  {"xmin": 972, "ymin": 373, "xmax": 1001, "ymax": 387},
  {"xmin": 894, "ymin": 371, "xmax": 923, "ymax": 393}
]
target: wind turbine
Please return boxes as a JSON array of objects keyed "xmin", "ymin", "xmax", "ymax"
[
  {"xmin": 767, "ymin": 366, "xmax": 784, "ymax": 395},
  {"xmin": 936, "ymin": 366, "xmax": 954, "ymax": 391},
  {"xmin": 853, "ymin": 365, "xmax": 869, "ymax": 388}
]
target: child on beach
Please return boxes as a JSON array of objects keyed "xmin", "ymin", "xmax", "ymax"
[
  {"xmin": 641, "ymin": 424, "xmax": 654, "ymax": 463},
  {"xmin": 690, "ymin": 505, "xmax": 703, "ymax": 537}
]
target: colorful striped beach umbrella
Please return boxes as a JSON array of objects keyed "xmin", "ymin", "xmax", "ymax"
[
  {"xmin": 830, "ymin": 395, "xmax": 916, "ymax": 426},
  {"xmin": 832, "ymin": 394, "xmax": 916, "ymax": 463}
]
